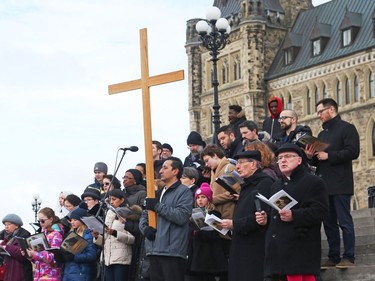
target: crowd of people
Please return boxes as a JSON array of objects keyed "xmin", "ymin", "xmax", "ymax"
[{"xmin": 0, "ymin": 98, "xmax": 359, "ymax": 281}]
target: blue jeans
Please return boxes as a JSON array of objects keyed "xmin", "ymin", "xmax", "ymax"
[{"xmin": 323, "ymin": 195, "xmax": 355, "ymax": 263}]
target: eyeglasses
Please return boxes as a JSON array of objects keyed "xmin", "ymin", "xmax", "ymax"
[
  {"xmin": 276, "ymin": 154, "xmax": 300, "ymax": 162},
  {"xmin": 278, "ymin": 116, "xmax": 293, "ymax": 122},
  {"xmin": 236, "ymin": 159, "xmax": 253, "ymax": 165},
  {"xmin": 38, "ymin": 219, "xmax": 49, "ymax": 224},
  {"xmin": 316, "ymin": 107, "xmax": 329, "ymax": 116},
  {"xmin": 103, "ymin": 182, "xmax": 111, "ymax": 186},
  {"xmin": 122, "ymin": 176, "xmax": 134, "ymax": 180}
]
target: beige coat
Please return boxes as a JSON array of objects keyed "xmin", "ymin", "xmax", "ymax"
[
  {"xmin": 94, "ymin": 210, "xmax": 135, "ymax": 266},
  {"xmin": 210, "ymin": 157, "xmax": 241, "ymax": 220}
]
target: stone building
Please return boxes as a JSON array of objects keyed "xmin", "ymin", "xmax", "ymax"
[{"xmin": 185, "ymin": 0, "xmax": 375, "ymax": 209}]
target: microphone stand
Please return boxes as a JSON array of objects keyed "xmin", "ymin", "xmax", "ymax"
[{"xmin": 96, "ymin": 149, "xmax": 129, "ymax": 281}]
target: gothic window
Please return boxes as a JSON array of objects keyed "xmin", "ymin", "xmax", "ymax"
[
  {"xmin": 287, "ymin": 94, "xmax": 292, "ymax": 109},
  {"xmin": 372, "ymin": 124, "xmax": 375, "ymax": 157},
  {"xmin": 307, "ymin": 88, "xmax": 311, "ymax": 115},
  {"xmin": 234, "ymin": 62, "xmax": 238, "ymax": 81},
  {"xmin": 222, "ymin": 65, "xmax": 227, "ymax": 84},
  {"xmin": 221, "ymin": 61, "xmax": 229, "ymax": 84},
  {"xmin": 337, "ymin": 80, "xmax": 342, "ymax": 106},
  {"xmin": 354, "ymin": 76, "xmax": 359, "ymax": 102},
  {"xmin": 370, "ymin": 71, "xmax": 374, "ymax": 98},
  {"xmin": 233, "ymin": 57, "xmax": 241, "ymax": 81},
  {"xmin": 281, "ymin": 96, "xmax": 285, "ymax": 109},
  {"xmin": 323, "ymin": 84, "xmax": 328, "ymax": 99},
  {"xmin": 345, "ymin": 77, "xmax": 350, "ymax": 104},
  {"xmin": 314, "ymin": 87, "xmax": 319, "ymax": 104}
]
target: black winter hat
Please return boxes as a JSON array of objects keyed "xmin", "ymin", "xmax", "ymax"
[
  {"xmin": 275, "ymin": 143, "xmax": 304, "ymax": 157},
  {"xmin": 81, "ymin": 186, "xmax": 101, "ymax": 200},
  {"xmin": 187, "ymin": 131, "xmax": 206, "ymax": 147},
  {"xmin": 70, "ymin": 208, "xmax": 88, "ymax": 222},
  {"xmin": 234, "ymin": 150, "xmax": 262, "ymax": 162},
  {"xmin": 126, "ymin": 169, "xmax": 143, "ymax": 185},
  {"xmin": 162, "ymin": 143, "xmax": 173, "ymax": 153}
]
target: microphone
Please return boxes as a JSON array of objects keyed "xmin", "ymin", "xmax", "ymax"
[
  {"xmin": 251, "ymin": 190, "xmax": 262, "ymax": 212},
  {"xmin": 120, "ymin": 146, "xmax": 139, "ymax": 152}
]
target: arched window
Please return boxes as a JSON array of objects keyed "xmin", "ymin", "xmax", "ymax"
[
  {"xmin": 314, "ymin": 87, "xmax": 319, "ymax": 104},
  {"xmin": 307, "ymin": 89, "xmax": 311, "ymax": 115},
  {"xmin": 287, "ymin": 95, "xmax": 292, "ymax": 109},
  {"xmin": 345, "ymin": 77, "xmax": 350, "ymax": 104},
  {"xmin": 323, "ymin": 84, "xmax": 328, "ymax": 99},
  {"xmin": 354, "ymin": 76, "xmax": 359, "ymax": 102},
  {"xmin": 234, "ymin": 62, "xmax": 238, "ymax": 80},
  {"xmin": 337, "ymin": 80, "xmax": 342, "ymax": 106},
  {"xmin": 373, "ymin": 124, "xmax": 375, "ymax": 157},
  {"xmin": 233, "ymin": 57, "xmax": 241, "ymax": 80},
  {"xmin": 222, "ymin": 65, "xmax": 227, "ymax": 84},
  {"xmin": 281, "ymin": 96, "xmax": 285, "ymax": 109},
  {"xmin": 370, "ymin": 71, "xmax": 374, "ymax": 98}
]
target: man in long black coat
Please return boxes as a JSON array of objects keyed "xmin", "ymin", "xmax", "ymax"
[
  {"xmin": 256, "ymin": 143, "xmax": 328, "ymax": 281},
  {"xmin": 220, "ymin": 150, "xmax": 274, "ymax": 281}
]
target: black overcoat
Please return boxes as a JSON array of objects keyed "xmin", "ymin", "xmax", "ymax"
[
  {"xmin": 264, "ymin": 165, "xmax": 329, "ymax": 278},
  {"xmin": 228, "ymin": 170, "xmax": 274, "ymax": 281}
]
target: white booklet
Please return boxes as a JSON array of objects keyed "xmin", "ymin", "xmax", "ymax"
[
  {"xmin": 256, "ymin": 189, "xmax": 298, "ymax": 211},
  {"xmin": 81, "ymin": 216, "xmax": 106, "ymax": 233},
  {"xmin": 204, "ymin": 213, "xmax": 229, "ymax": 235}
]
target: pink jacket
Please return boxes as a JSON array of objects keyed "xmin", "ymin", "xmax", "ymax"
[{"xmin": 32, "ymin": 229, "xmax": 63, "ymax": 281}]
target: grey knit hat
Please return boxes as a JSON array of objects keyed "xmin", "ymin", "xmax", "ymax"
[
  {"xmin": 94, "ymin": 162, "xmax": 108, "ymax": 174},
  {"xmin": 2, "ymin": 213, "xmax": 23, "ymax": 226}
]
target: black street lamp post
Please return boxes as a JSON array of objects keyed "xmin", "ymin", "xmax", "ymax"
[
  {"xmin": 196, "ymin": 7, "xmax": 230, "ymax": 142},
  {"xmin": 31, "ymin": 193, "xmax": 42, "ymax": 223}
]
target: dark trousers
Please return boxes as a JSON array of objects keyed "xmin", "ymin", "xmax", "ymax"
[
  {"xmin": 105, "ymin": 264, "xmax": 129, "ymax": 281},
  {"xmin": 149, "ymin": 256, "xmax": 186, "ymax": 281},
  {"xmin": 323, "ymin": 194, "xmax": 355, "ymax": 263}
]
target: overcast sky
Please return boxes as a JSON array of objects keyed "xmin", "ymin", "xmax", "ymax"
[{"xmin": 0, "ymin": 0, "xmax": 328, "ymax": 232}]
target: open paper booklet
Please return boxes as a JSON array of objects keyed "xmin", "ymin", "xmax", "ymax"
[
  {"xmin": 17, "ymin": 231, "xmax": 89, "ymax": 255},
  {"xmin": 0, "ymin": 245, "xmax": 10, "ymax": 256},
  {"xmin": 215, "ymin": 170, "xmax": 243, "ymax": 195},
  {"xmin": 256, "ymin": 189, "xmax": 298, "ymax": 211},
  {"xmin": 295, "ymin": 134, "xmax": 329, "ymax": 152},
  {"xmin": 81, "ymin": 216, "xmax": 107, "ymax": 234},
  {"xmin": 17, "ymin": 232, "xmax": 57, "ymax": 253},
  {"xmin": 204, "ymin": 213, "xmax": 229, "ymax": 236},
  {"xmin": 190, "ymin": 208, "xmax": 213, "ymax": 231}
]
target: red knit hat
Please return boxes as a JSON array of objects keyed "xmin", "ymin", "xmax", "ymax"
[{"xmin": 194, "ymin": 183, "xmax": 213, "ymax": 202}]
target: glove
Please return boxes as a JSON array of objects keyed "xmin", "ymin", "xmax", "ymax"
[
  {"xmin": 63, "ymin": 252, "xmax": 75, "ymax": 261},
  {"xmin": 144, "ymin": 226, "xmax": 157, "ymax": 241},
  {"xmin": 145, "ymin": 198, "xmax": 159, "ymax": 211}
]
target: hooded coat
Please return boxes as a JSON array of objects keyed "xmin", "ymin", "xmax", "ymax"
[
  {"xmin": 228, "ymin": 170, "xmax": 274, "ymax": 281},
  {"xmin": 263, "ymin": 96, "xmax": 283, "ymax": 141}
]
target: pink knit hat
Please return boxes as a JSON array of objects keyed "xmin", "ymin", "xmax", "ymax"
[{"xmin": 194, "ymin": 183, "xmax": 213, "ymax": 201}]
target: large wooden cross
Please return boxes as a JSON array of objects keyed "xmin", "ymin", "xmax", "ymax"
[{"xmin": 108, "ymin": 28, "xmax": 184, "ymax": 228}]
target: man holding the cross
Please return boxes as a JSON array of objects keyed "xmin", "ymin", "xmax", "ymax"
[{"xmin": 139, "ymin": 156, "xmax": 193, "ymax": 281}]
